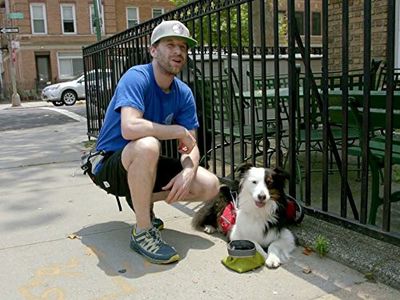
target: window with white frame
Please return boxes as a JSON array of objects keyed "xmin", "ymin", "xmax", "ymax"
[
  {"xmin": 30, "ymin": 3, "xmax": 47, "ymax": 34},
  {"xmin": 152, "ymin": 8, "xmax": 164, "ymax": 18},
  {"xmin": 90, "ymin": 4, "xmax": 105, "ymax": 34},
  {"xmin": 57, "ymin": 52, "xmax": 84, "ymax": 80},
  {"xmin": 61, "ymin": 4, "xmax": 76, "ymax": 34},
  {"xmin": 126, "ymin": 7, "xmax": 139, "ymax": 28}
]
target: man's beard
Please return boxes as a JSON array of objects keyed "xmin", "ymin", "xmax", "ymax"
[{"xmin": 157, "ymin": 56, "xmax": 186, "ymax": 76}]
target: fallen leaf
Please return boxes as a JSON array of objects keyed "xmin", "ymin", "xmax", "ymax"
[
  {"xmin": 67, "ymin": 234, "xmax": 79, "ymax": 240},
  {"xmin": 303, "ymin": 246, "xmax": 314, "ymax": 256},
  {"xmin": 303, "ymin": 267, "xmax": 312, "ymax": 274}
]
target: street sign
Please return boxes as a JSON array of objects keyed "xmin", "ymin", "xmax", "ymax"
[
  {"xmin": 0, "ymin": 27, "xmax": 19, "ymax": 34},
  {"xmin": 8, "ymin": 12, "xmax": 24, "ymax": 20}
]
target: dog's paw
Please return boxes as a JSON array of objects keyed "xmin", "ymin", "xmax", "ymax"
[
  {"xmin": 265, "ymin": 253, "xmax": 281, "ymax": 269},
  {"xmin": 204, "ymin": 225, "xmax": 217, "ymax": 234}
]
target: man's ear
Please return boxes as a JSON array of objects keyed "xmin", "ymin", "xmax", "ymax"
[{"xmin": 150, "ymin": 45, "xmax": 157, "ymax": 58}]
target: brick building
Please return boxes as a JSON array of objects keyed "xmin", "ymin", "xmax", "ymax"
[
  {"xmin": 252, "ymin": 0, "xmax": 323, "ymax": 48},
  {"xmin": 328, "ymin": 0, "xmax": 400, "ymax": 71},
  {"xmin": 0, "ymin": 0, "xmax": 175, "ymax": 100}
]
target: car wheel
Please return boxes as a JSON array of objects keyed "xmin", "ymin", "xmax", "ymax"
[
  {"xmin": 62, "ymin": 90, "xmax": 77, "ymax": 106},
  {"xmin": 52, "ymin": 101, "xmax": 64, "ymax": 106}
]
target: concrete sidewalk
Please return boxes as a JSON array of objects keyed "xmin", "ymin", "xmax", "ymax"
[
  {"xmin": 0, "ymin": 103, "xmax": 399, "ymax": 299},
  {"xmin": 0, "ymin": 100, "xmax": 51, "ymax": 110}
]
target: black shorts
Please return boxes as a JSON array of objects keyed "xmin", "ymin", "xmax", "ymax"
[{"xmin": 93, "ymin": 149, "xmax": 183, "ymax": 198}]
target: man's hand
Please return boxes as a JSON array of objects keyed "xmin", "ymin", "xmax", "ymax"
[
  {"xmin": 162, "ymin": 168, "xmax": 195, "ymax": 203},
  {"xmin": 177, "ymin": 130, "xmax": 197, "ymax": 154}
]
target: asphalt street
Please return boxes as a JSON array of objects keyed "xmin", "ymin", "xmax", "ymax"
[{"xmin": 0, "ymin": 101, "xmax": 87, "ymax": 131}]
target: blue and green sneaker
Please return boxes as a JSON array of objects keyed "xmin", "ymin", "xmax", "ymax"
[
  {"xmin": 130, "ymin": 226, "xmax": 180, "ymax": 264},
  {"xmin": 152, "ymin": 217, "xmax": 164, "ymax": 230}
]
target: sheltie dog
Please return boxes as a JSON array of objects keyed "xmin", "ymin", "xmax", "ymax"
[{"xmin": 192, "ymin": 163, "xmax": 297, "ymax": 268}]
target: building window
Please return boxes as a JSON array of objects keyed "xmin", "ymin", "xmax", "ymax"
[
  {"xmin": 57, "ymin": 52, "xmax": 84, "ymax": 80},
  {"xmin": 61, "ymin": 4, "xmax": 76, "ymax": 34},
  {"xmin": 30, "ymin": 3, "xmax": 47, "ymax": 34},
  {"xmin": 90, "ymin": 4, "xmax": 105, "ymax": 35},
  {"xmin": 152, "ymin": 8, "xmax": 164, "ymax": 18},
  {"xmin": 312, "ymin": 12, "xmax": 321, "ymax": 36},
  {"xmin": 295, "ymin": 11, "xmax": 304, "ymax": 35},
  {"xmin": 126, "ymin": 7, "xmax": 139, "ymax": 28}
]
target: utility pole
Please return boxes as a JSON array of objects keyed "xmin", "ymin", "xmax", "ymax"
[
  {"xmin": 0, "ymin": 49, "xmax": 4, "ymax": 100},
  {"xmin": 93, "ymin": 0, "xmax": 102, "ymax": 41},
  {"xmin": 5, "ymin": 0, "xmax": 21, "ymax": 107}
]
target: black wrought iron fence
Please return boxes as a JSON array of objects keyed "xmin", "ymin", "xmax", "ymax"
[{"xmin": 83, "ymin": 0, "xmax": 400, "ymax": 246}]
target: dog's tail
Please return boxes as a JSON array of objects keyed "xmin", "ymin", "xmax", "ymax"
[{"xmin": 191, "ymin": 185, "xmax": 232, "ymax": 231}]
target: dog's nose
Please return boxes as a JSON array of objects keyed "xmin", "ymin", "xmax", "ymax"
[{"xmin": 258, "ymin": 194, "xmax": 266, "ymax": 201}]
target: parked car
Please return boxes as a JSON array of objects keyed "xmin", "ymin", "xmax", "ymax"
[
  {"xmin": 41, "ymin": 73, "xmax": 86, "ymax": 106},
  {"xmin": 41, "ymin": 69, "xmax": 112, "ymax": 106}
]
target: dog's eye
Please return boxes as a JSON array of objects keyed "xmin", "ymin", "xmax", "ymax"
[{"xmin": 252, "ymin": 180, "xmax": 257, "ymax": 184}]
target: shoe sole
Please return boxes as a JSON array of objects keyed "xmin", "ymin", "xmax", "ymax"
[{"xmin": 130, "ymin": 241, "xmax": 179, "ymax": 264}]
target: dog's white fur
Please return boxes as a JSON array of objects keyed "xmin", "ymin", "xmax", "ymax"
[{"xmin": 229, "ymin": 167, "xmax": 296, "ymax": 268}]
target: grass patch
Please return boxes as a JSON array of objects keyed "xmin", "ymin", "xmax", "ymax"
[{"xmin": 314, "ymin": 234, "xmax": 329, "ymax": 257}]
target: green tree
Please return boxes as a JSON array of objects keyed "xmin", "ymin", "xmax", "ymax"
[{"xmin": 169, "ymin": 0, "xmax": 249, "ymax": 49}]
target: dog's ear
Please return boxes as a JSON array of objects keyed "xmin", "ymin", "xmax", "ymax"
[
  {"xmin": 274, "ymin": 167, "xmax": 290, "ymax": 180},
  {"xmin": 273, "ymin": 167, "xmax": 290, "ymax": 189},
  {"xmin": 235, "ymin": 162, "xmax": 253, "ymax": 177}
]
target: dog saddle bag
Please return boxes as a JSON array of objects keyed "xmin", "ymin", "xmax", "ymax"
[
  {"xmin": 219, "ymin": 202, "xmax": 236, "ymax": 235},
  {"xmin": 285, "ymin": 194, "xmax": 304, "ymax": 224}
]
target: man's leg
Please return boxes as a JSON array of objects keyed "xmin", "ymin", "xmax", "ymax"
[
  {"xmin": 151, "ymin": 166, "xmax": 220, "ymax": 203},
  {"xmin": 185, "ymin": 166, "xmax": 220, "ymax": 201},
  {"xmin": 121, "ymin": 137, "xmax": 180, "ymax": 264},
  {"xmin": 121, "ymin": 137, "xmax": 160, "ymax": 231}
]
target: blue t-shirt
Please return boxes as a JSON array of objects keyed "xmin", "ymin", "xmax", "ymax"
[{"xmin": 96, "ymin": 63, "xmax": 199, "ymax": 153}]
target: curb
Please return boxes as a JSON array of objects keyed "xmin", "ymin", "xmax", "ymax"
[{"xmin": 291, "ymin": 216, "xmax": 400, "ymax": 290}]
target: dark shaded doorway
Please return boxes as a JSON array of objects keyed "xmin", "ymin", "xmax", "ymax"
[{"xmin": 35, "ymin": 54, "xmax": 51, "ymax": 92}]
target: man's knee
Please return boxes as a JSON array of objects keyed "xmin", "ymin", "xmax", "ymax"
[
  {"xmin": 206, "ymin": 173, "xmax": 220, "ymax": 200},
  {"xmin": 135, "ymin": 137, "xmax": 161, "ymax": 158},
  {"xmin": 122, "ymin": 137, "xmax": 160, "ymax": 168},
  {"xmin": 195, "ymin": 169, "xmax": 220, "ymax": 201}
]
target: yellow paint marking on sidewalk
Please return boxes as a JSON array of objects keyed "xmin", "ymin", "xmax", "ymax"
[{"xmin": 18, "ymin": 258, "xmax": 82, "ymax": 300}]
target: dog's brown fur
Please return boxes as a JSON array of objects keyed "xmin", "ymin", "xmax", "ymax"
[{"xmin": 191, "ymin": 185, "xmax": 232, "ymax": 233}]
